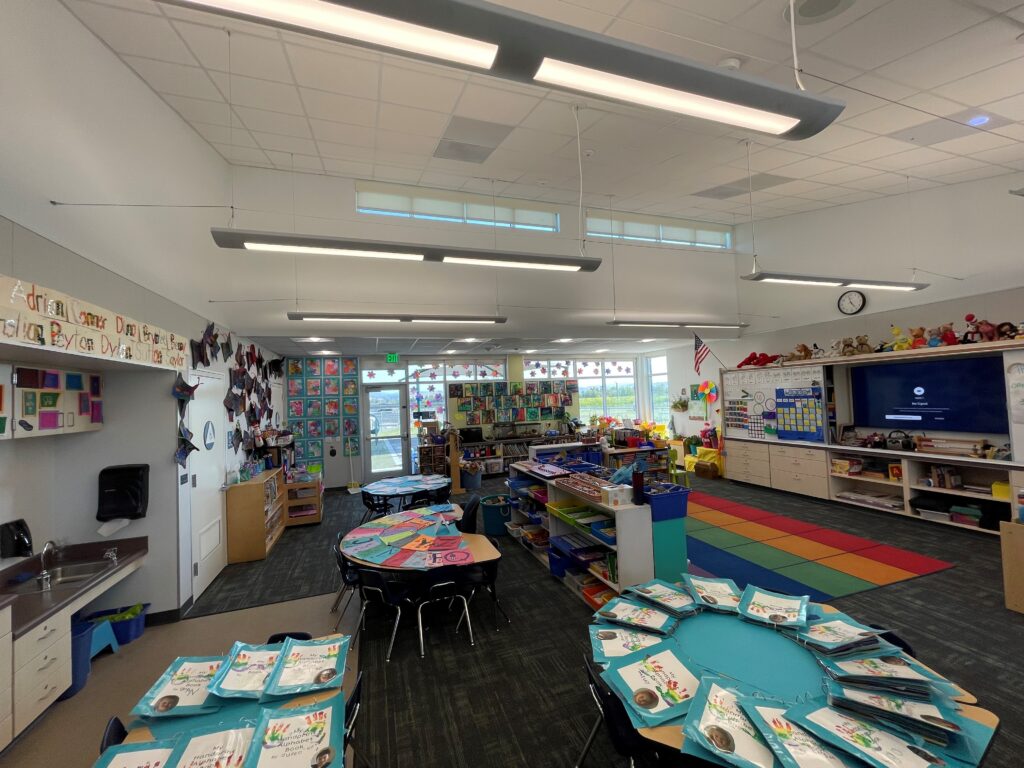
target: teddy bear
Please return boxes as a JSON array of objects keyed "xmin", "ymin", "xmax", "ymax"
[
  {"xmin": 841, "ymin": 337, "xmax": 857, "ymax": 356},
  {"xmin": 854, "ymin": 335, "xmax": 873, "ymax": 355},
  {"xmin": 908, "ymin": 327, "xmax": 927, "ymax": 349},
  {"xmin": 829, "ymin": 339, "xmax": 843, "ymax": 357},
  {"xmin": 784, "ymin": 343, "xmax": 813, "ymax": 361},
  {"xmin": 926, "ymin": 328, "xmax": 943, "ymax": 347},
  {"xmin": 939, "ymin": 323, "xmax": 958, "ymax": 346}
]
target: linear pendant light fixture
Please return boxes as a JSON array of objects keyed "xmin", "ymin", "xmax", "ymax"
[
  {"xmin": 171, "ymin": 0, "xmax": 843, "ymax": 139},
  {"xmin": 211, "ymin": 228, "xmax": 601, "ymax": 272},
  {"xmin": 741, "ymin": 271, "xmax": 928, "ymax": 291},
  {"xmin": 606, "ymin": 320, "xmax": 749, "ymax": 329},
  {"xmin": 287, "ymin": 312, "xmax": 506, "ymax": 324}
]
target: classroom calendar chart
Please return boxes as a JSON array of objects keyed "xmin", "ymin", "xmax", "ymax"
[
  {"xmin": 775, "ymin": 386, "xmax": 825, "ymax": 443},
  {"xmin": 721, "ymin": 366, "xmax": 824, "ymax": 442}
]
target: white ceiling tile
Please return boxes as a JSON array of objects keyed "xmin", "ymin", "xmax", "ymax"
[
  {"xmin": 823, "ymin": 136, "xmax": 915, "ymax": 162},
  {"xmin": 373, "ymin": 130, "xmax": 439, "ymax": 155},
  {"xmin": 309, "ymin": 120, "xmax": 376, "ymax": 147},
  {"xmin": 810, "ymin": 0, "xmax": 987, "ymax": 69},
  {"xmin": 83, "ymin": 0, "xmax": 161, "ymax": 12},
  {"xmin": 840, "ymin": 104, "xmax": 931, "ymax": 135},
  {"xmin": 380, "ymin": 66, "xmax": 465, "ymax": 113},
  {"xmin": 233, "ymin": 106, "xmax": 312, "ymax": 138},
  {"xmin": 653, "ymin": 0, "xmax": 761, "ymax": 23},
  {"xmin": 174, "ymin": 23, "xmax": 293, "ymax": 83},
  {"xmin": 731, "ymin": 0, "xmax": 891, "ymax": 47},
  {"xmin": 936, "ymin": 165, "xmax": 1013, "ymax": 183},
  {"xmin": 772, "ymin": 156, "xmax": 846, "ymax": 178},
  {"xmin": 374, "ymin": 150, "xmax": 430, "ymax": 168},
  {"xmin": 315, "ymin": 142, "xmax": 375, "ymax": 162},
  {"xmin": 730, "ymin": 146, "xmax": 807, "ymax": 172},
  {"xmin": 453, "ymin": 85, "xmax": 541, "ymax": 125},
  {"xmin": 821, "ymin": 85, "xmax": 889, "ymax": 120},
  {"xmin": 930, "ymin": 130, "xmax": 1016, "ymax": 155},
  {"xmin": 490, "ymin": 0, "xmax": 613, "ymax": 32},
  {"xmin": 299, "ymin": 88, "xmax": 377, "ymax": 127},
  {"xmin": 971, "ymin": 0, "xmax": 1024, "ymax": 10},
  {"xmin": 122, "ymin": 56, "xmax": 221, "ymax": 100},
  {"xmin": 970, "ymin": 142, "xmax": 1024, "ymax": 168},
  {"xmin": 807, "ymin": 165, "xmax": 882, "ymax": 185},
  {"xmin": 934, "ymin": 57, "xmax": 1024, "ymax": 105},
  {"xmin": 209, "ymin": 72, "xmax": 304, "ymax": 114},
  {"xmin": 322, "ymin": 158, "xmax": 373, "ymax": 177},
  {"xmin": 462, "ymin": 178, "xmax": 512, "ymax": 194},
  {"xmin": 865, "ymin": 146, "xmax": 957, "ymax": 171},
  {"xmin": 995, "ymin": 123, "xmax": 1024, "ymax": 141},
  {"xmin": 190, "ymin": 122, "xmax": 258, "ymax": 148},
  {"xmin": 284, "ymin": 44, "xmax": 380, "ymax": 101},
  {"xmin": 911, "ymin": 156, "xmax": 989, "ymax": 177},
  {"xmin": 783, "ymin": 124, "xmax": 876, "ymax": 156},
  {"xmin": 265, "ymin": 151, "xmax": 323, "ymax": 171},
  {"xmin": 519, "ymin": 99, "xmax": 603, "ymax": 135},
  {"xmin": 253, "ymin": 132, "xmax": 319, "ymax": 156},
  {"xmin": 761, "ymin": 179, "xmax": 829, "ymax": 197},
  {"xmin": 157, "ymin": 3, "xmax": 281, "ymax": 38},
  {"xmin": 67, "ymin": 1, "xmax": 196, "ymax": 64},
  {"xmin": 377, "ymin": 104, "xmax": 450, "ymax": 137},
  {"xmin": 875, "ymin": 20, "xmax": 1024, "ymax": 90},
  {"xmin": 841, "ymin": 74, "xmax": 917, "ymax": 102},
  {"xmin": 873, "ymin": 177, "xmax": 941, "ymax": 194},
  {"xmin": 210, "ymin": 143, "xmax": 269, "ymax": 164},
  {"xmin": 499, "ymin": 128, "xmax": 573, "ymax": 154},
  {"xmin": 418, "ymin": 171, "xmax": 472, "ymax": 189},
  {"xmin": 161, "ymin": 93, "xmax": 237, "ymax": 126},
  {"xmin": 981, "ymin": 91, "xmax": 1024, "ymax": 121},
  {"xmin": 828, "ymin": 189, "xmax": 884, "ymax": 205},
  {"xmin": 372, "ymin": 165, "xmax": 424, "ymax": 183},
  {"xmin": 842, "ymin": 171, "xmax": 910, "ymax": 190},
  {"xmin": 897, "ymin": 92, "xmax": 969, "ymax": 118}
]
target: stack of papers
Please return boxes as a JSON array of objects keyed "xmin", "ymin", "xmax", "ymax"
[
  {"xmin": 624, "ymin": 579, "xmax": 700, "ymax": 619},
  {"xmin": 790, "ymin": 613, "xmax": 886, "ymax": 656},
  {"xmin": 819, "ymin": 652, "xmax": 948, "ymax": 700},
  {"xmin": 594, "ymin": 596, "xmax": 679, "ymax": 635}
]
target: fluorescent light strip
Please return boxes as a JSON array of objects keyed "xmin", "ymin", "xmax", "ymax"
[
  {"xmin": 534, "ymin": 58, "xmax": 799, "ymax": 135},
  {"xmin": 244, "ymin": 242, "xmax": 423, "ymax": 261},
  {"xmin": 611, "ymin": 322, "xmax": 682, "ymax": 328},
  {"xmin": 742, "ymin": 271, "xmax": 927, "ymax": 291},
  {"xmin": 845, "ymin": 283, "xmax": 917, "ymax": 292},
  {"xmin": 761, "ymin": 277, "xmax": 844, "ymax": 287},
  {"xmin": 409, "ymin": 319, "xmax": 498, "ymax": 324},
  {"xmin": 684, "ymin": 324, "xmax": 745, "ymax": 329},
  {"xmin": 442, "ymin": 256, "xmax": 581, "ymax": 272},
  {"xmin": 288, "ymin": 311, "xmax": 506, "ymax": 324},
  {"xmin": 178, "ymin": 0, "xmax": 497, "ymax": 69},
  {"xmin": 303, "ymin": 317, "xmax": 402, "ymax": 323}
]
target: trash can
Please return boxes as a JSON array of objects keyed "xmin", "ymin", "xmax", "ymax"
[
  {"xmin": 58, "ymin": 621, "xmax": 95, "ymax": 700},
  {"xmin": 460, "ymin": 468, "xmax": 483, "ymax": 490},
  {"xmin": 481, "ymin": 494, "xmax": 510, "ymax": 536}
]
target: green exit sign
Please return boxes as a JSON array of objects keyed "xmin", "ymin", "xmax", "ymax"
[{"xmin": 386, "ymin": 353, "xmax": 400, "ymax": 364}]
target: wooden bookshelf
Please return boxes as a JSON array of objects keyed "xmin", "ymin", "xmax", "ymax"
[
  {"xmin": 225, "ymin": 468, "xmax": 285, "ymax": 563},
  {"xmin": 285, "ymin": 472, "xmax": 324, "ymax": 527}
]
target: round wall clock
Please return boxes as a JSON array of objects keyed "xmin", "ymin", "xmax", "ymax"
[{"xmin": 838, "ymin": 290, "xmax": 866, "ymax": 315}]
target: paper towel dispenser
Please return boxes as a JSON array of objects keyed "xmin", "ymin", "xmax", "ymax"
[{"xmin": 97, "ymin": 464, "xmax": 150, "ymax": 522}]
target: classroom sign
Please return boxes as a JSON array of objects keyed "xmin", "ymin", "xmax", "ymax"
[{"xmin": 0, "ymin": 273, "xmax": 187, "ymax": 370}]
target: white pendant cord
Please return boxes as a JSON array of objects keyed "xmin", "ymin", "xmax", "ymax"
[
  {"xmin": 788, "ymin": 0, "xmax": 807, "ymax": 92},
  {"xmin": 573, "ymin": 104, "xmax": 586, "ymax": 258},
  {"xmin": 746, "ymin": 140, "xmax": 759, "ymax": 274}
]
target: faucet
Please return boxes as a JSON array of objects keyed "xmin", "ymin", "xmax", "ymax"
[
  {"xmin": 103, "ymin": 547, "xmax": 118, "ymax": 565},
  {"xmin": 39, "ymin": 540, "xmax": 58, "ymax": 574}
]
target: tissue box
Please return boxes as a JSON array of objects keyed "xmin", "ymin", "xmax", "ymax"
[
  {"xmin": 601, "ymin": 485, "xmax": 634, "ymax": 507},
  {"xmin": 991, "ymin": 481, "xmax": 1010, "ymax": 500}
]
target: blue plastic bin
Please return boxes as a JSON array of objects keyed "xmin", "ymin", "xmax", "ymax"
[
  {"xmin": 548, "ymin": 548, "xmax": 571, "ymax": 578},
  {"xmin": 644, "ymin": 483, "xmax": 690, "ymax": 519},
  {"xmin": 85, "ymin": 603, "xmax": 150, "ymax": 645},
  {"xmin": 461, "ymin": 468, "xmax": 483, "ymax": 489},
  {"xmin": 58, "ymin": 621, "xmax": 94, "ymax": 700},
  {"xmin": 481, "ymin": 495, "xmax": 511, "ymax": 536}
]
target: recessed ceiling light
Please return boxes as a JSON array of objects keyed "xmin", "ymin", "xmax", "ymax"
[
  {"xmin": 445, "ymin": 350, "xmax": 458, "ymax": 354},
  {"xmin": 461, "ymin": 338, "xmax": 479, "ymax": 342},
  {"xmin": 314, "ymin": 350, "xmax": 340, "ymax": 355},
  {"xmin": 523, "ymin": 349, "xmax": 537, "ymax": 353},
  {"xmin": 640, "ymin": 339, "xmax": 655, "ymax": 343},
  {"xmin": 594, "ymin": 348, "xmax": 610, "ymax": 353},
  {"xmin": 292, "ymin": 337, "xmax": 333, "ymax": 343},
  {"xmin": 554, "ymin": 338, "xmax": 574, "ymax": 343},
  {"xmin": 967, "ymin": 115, "xmax": 990, "ymax": 127}
]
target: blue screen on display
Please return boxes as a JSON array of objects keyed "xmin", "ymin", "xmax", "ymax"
[{"xmin": 850, "ymin": 355, "xmax": 1008, "ymax": 434}]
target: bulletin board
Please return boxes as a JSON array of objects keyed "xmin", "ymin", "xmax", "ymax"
[
  {"xmin": 721, "ymin": 365, "xmax": 824, "ymax": 442},
  {"xmin": 286, "ymin": 356, "xmax": 360, "ymax": 462},
  {"xmin": 775, "ymin": 386, "xmax": 825, "ymax": 442},
  {"xmin": 10, "ymin": 365, "xmax": 103, "ymax": 438},
  {"xmin": 447, "ymin": 379, "xmax": 578, "ymax": 426}
]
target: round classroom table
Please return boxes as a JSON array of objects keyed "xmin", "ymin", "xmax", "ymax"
[{"xmin": 361, "ymin": 473, "xmax": 451, "ymax": 501}]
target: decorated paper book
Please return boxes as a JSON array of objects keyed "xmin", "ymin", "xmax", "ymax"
[
  {"xmin": 93, "ymin": 738, "xmax": 180, "ymax": 768},
  {"xmin": 262, "ymin": 636, "xmax": 350, "ymax": 699},
  {"xmin": 595, "ymin": 597, "xmax": 679, "ymax": 635},
  {"xmin": 787, "ymin": 702, "xmax": 952, "ymax": 768},
  {"xmin": 819, "ymin": 652, "xmax": 953, "ymax": 700},
  {"xmin": 682, "ymin": 575, "xmax": 742, "ymax": 613},
  {"xmin": 602, "ymin": 645, "xmax": 703, "ymax": 727},
  {"xmin": 588, "ymin": 624, "xmax": 664, "ymax": 663},
  {"xmin": 825, "ymin": 680, "xmax": 964, "ymax": 746},
  {"xmin": 791, "ymin": 614, "xmax": 884, "ymax": 656},
  {"xmin": 624, "ymin": 579, "xmax": 700, "ymax": 618},
  {"xmin": 242, "ymin": 690, "xmax": 346, "ymax": 768},
  {"xmin": 165, "ymin": 723, "xmax": 255, "ymax": 768},
  {"xmin": 208, "ymin": 641, "xmax": 282, "ymax": 699},
  {"xmin": 683, "ymin": 677, "xmax": 779, "ymax": 768},
  {"xmin": 738, "ymin": 586, "xmax": 809, "ymax": 628},
  {"xmin": 131, "ymin": 656, "xmax": 223, "ymax": 717},
  {"xmin": 741, "ymin": 702, "xmax": 859, "ymax": 768}
]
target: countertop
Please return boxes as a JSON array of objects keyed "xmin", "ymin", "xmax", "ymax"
[{"xmin": 0, "ymin": 537, "xmax": 148, "ymax": 638}]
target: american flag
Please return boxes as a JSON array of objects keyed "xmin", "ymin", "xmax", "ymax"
[{"xmin": 694, "ymin": 334, "xmax": 710, "ymax": 375}]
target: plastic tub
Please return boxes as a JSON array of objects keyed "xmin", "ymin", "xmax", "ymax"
[
  {"xmin": 643, "ymin": 483, "xmax": 690, "ymax": 519},
  {"xmin": 591, "ymin": 519, "xmax": 617, "ymax": 546},
  {"xmin": 58, "ymin": 621, "xmax": 95, "ymax": 700},
  {"xmin": 481, "ymin": 494, "xmax": 511, "ymax": 536},
  {"xmin": 548, "ymin": 548, "xmax": 571, "ymax": 578},
  {"xmin": 461, "ymin": 469, "xmax": 483, "ymax": 490},
  {"xmin": 504, "ymin": 520, "xmax": 523, "ymax": 538},
  {"xmin": 85, "ymin": 603, "xmax": 150, "ymax": 645}
]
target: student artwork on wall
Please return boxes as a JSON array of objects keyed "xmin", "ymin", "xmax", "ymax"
[
  {"xmin": 324, "ymin": 358, "xmax": 340, "ymax": 376},
  {"xmin": 324, "ymin": 377, "xmax": 340, "ymax": 396},
  {"xmin": 286, "ymin": 356, "xmax": 359, "ymax": 461},
  {"xmin": 11, "ymin": 367, "xmax": 104, "ymax": 437},
  {"xmin": 447, "ymin": 380, "xmax": 577, "ymax": 425},
  {"xmin": 342, "ymin": 379, "xmax": 357, "ymax": 396}
]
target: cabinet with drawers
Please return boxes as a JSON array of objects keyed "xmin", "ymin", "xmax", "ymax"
[
  {"xmin": 0, "ymin": 606, "xmax": 11, "ymax": 751},
  {"xmin": 724, "ymin": 441, "xmax": 771, "ymax": 486},
  {"xmin": 13, "ymin": 607, "xmax": 72, "ymax": 735},
  {"xmin": 769, "ymin": 443, "xmax": 829, "ymax": 499}
]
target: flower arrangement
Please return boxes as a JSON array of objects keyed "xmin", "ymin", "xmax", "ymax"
[{"xmin": 637, "ymin": 420, "xmax": 659, "ymax": 439}]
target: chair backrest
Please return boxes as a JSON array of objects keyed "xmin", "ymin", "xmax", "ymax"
[
  {"xmin": 421, "ymin": 565, "xmax": 461, "ymax": 599},
  {"xmin": 403, "ymin": 492, "xmax": 433, "ymax": 510},
  {"xmin": 583, "ymin": 654, "xmax": 650, "ymax": 759},
  {"xmin": 266, "ymin": 631, "xmax": 313, "ymax": 644},
  {"xmin": 431, "ymin": 484, "xmax": 452, "ymax": 504},
  {"xmin": 456, "ymin": 495, "xmax": 480, "ymax": 533},
  {"xmin": 361, "ymin": 491, "xmax": 390, "ymax": 516},
  {"xmin": 345, "ymin": 671, "xmax": 363, "ymax": 736},
  {"xmin": 356, "ymin": 568, "xmax": 403, "ymax": 605},
  {"xmin": 100, "ymin": 716, "xmax": 127, "ymax": 754}
]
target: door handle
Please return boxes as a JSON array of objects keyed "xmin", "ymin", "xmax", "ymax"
[{"xmin": 37, "ymin": 655, "xmax": 57, "ymax": 672}]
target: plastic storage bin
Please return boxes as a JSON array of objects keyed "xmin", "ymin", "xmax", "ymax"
[
  {"xmin": 461, "ymin": 468, "xmax": 483, "ymax": 489},
  {"xmin": 85, "ymin": 603, "xmax": 150, "ymax": 645},
  {"xmin": 643, "ymin": 483, "xmax": 690, "ymax": 518},
  {"xmin": 481, "ymin": 494, "xmax": 511, "ymax": 535},
  {"xmin": 58, "ymin": 621, "xmax": 95, "ymax": 700},
  {"xmin": 591, "ymin": 519, "xmax": 617, "ymax": 546},
  {"xmin": 548, "ymin": 548, "xmax": 572, "ymax": 578}
]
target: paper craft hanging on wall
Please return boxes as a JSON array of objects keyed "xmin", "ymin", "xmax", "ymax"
[
  {"xmin": 39, "ymin": 392, "xmax": 60, "ymax": 408},
  {"xmin": 64, "ymin": 373, "xmax": 84, "ymax": 391},
  {"xmin": 172, "ymin": 372, "xmax": 199, "ymax": 401}
]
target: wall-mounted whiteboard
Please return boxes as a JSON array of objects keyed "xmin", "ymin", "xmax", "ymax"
[{"xmin": 722, "ymin": 365, "xmax": 825, "ymax": 441}]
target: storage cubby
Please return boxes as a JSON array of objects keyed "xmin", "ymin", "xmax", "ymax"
[{"xmin": 225, "ymin": 468, "xmax": 285, "ymax": 562}]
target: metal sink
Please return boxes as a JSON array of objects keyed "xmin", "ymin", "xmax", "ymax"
[{"xmin": 3, "ymin": 560, "xmax": 113, "ymax": 594}]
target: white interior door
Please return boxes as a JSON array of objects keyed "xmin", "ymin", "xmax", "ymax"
[
  {"xmin": 362, "ymin": 384, "xmax": 409, "ymax": 477},
  {"xmin": 189, "ymin": 370, "xmax": 226, "ymax": 601}
]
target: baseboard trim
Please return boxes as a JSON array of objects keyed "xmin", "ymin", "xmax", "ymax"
[{"xmin": 147, "ymin": 597, "xmax": 192, "ymax": 626}]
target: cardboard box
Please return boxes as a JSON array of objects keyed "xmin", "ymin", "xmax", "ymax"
[
  {"xmin": 830, "ymin": 458, "xmax": 863, "ymax": 475},
  {"xmin": 1000, "ymin": 521, "xmax": 1024, "ymax": 614},
  {"xmin": 601, "ymin": 484, "xmax": 634, "ymax": 507}
]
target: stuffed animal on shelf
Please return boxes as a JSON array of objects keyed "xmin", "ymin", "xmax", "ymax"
[
  {"xmin": 829, "ymin": 339, "xmax": 843, "ymax": 357},
  {"xmin": 737, "ymin": 352, "xmax": 759, "ymax": 368},
  {"xmin": 977, "ymin": 317, "xmax": 998, "ymax": 342},
  {"xmin": 996, "ymin": 322, "xmax": 1017, "ymax": 340},
  {"xmin": 841, "ymin": 337, "xmax": 857, "ymax": 356},
  {"xmin": 962, "ymin": 314, "xmax": 980, "ymax": 343},
  {"xmin": 811, "ymin": 343, "xmax": 826, "ymax": 359},
  {"xmin": 888, "ymin": 325, "xmax": 911, "ymax": 351},
  {"xmin": 854, "ymin": 335, "xmax": 873, "ymax": 355},
  {"xmin": 908, "ymin": 327, "xmax": 927, "ymax": 349},
  {"xmin": 926, "ymin": 328, "xmax": 943, "ymax": 347},
  {"xmin": 784, "ymin": 343, "xmax": 813, "ymax": 362},
  {"xmin": 939, "ymin": 323, "xmax": 958, "ymax": 346},
  {"xmin": 754, "ymin": 353, "xmax": 782, "ymax": 366},
  {"xmin": 1017, "ymin": 322, "xmax": 1024, "ymax": 340}
]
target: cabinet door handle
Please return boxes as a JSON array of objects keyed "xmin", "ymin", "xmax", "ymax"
[
  {"xmin": 38, "ymin": 626, "xmax": 56, "ymax": 640},
  {"xmin": 37, "ymin": 656, "xmax": 57, "ymax": 672},
  {"xmin": 37, "ymin": 685, "xmax": 53, "ymax": 701}
]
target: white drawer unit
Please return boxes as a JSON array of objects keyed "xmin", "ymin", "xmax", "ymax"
[
  {"xmin": 13, "ymin": 609, "xmax": 71, "ymax": 670},
  {"xmin": 728, "ymin": 441, "xmax": 770, "ymax": 461},
  {"xmin": 13, "ymin": 660, "xmax": 70, "ymax": 735},
  {"xmin": 728, "ymin": 467, "xmax": 772, "ymax": 487},
  {"xmin": 769, "ymin": 444, "xmax": 827, "ymax": 464},
  {"xmin": 771, "ymin": 469, "xmax": 830, "ymax": 500},
  {"xmin": 0, "ymin": 606, "xmax": 10, "ymax": 752},
  {"xmin": 15, "ymin": 631, "xmax": 71, "ymax": 697}
]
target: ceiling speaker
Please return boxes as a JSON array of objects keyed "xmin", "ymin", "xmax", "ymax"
[{"xmin": 784, "ymin": 0, "xmax": 856, "ymax": 25}]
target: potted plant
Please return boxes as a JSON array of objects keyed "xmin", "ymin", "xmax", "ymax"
[{"xmin": 671, "ymin": 391, "xmax": 689, "ymax": 436}]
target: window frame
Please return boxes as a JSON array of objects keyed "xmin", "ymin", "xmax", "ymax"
[{"xmin": 585, "ymin": 210, "xmax": 732, "ymax": 250}]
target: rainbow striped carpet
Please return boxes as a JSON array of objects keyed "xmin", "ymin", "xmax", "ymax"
[{"xmin": 685, "ymin": 491, "xmax": 953, "ymax": 602}]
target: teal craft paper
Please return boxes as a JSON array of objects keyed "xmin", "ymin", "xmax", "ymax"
[
  {"xmin": 601, "ymin": 641, "xmax": 704, "ymax": 728},
  {"xmin": 208, "ymin": 641, "xmax": 283, "ymax": 700},
  {"xmin": 588, "ymin": 623, "xmax": 665, "ymax": 664},
  {"xmin": 682, "ymin": 575, "xmax": 742, "ymax": 613},
  {"xmin": 131, "ymin": 656, "xmax": 224, "ymax": 718},
  {"xmin": 595, "ymin": 596, "xmax": 680, "ymax": 635},
  {"xmin": 624, "ymin": 578, "xmax": 701, "ymax": 618},
  {"xmin": 356, "ymin": 543, "xmax": 402, "ymax": 564},
  {"xmin": 242, "ymin": 690, "xmax": 346, "ymax": 768},
  {"xmin": 740, "ymin": 699, "xmax": 859, "ymax": 768},
  {"xmin": 683, "ymin": 676, "xmax": 782, "ymax": 768},
  {"xmin": 819, "ymin": 650, "xmax": 958, "ymax": 697},
  {"xmin": 165, "ymin": 721, "xmax": 256, "ymax": 768},
  {"xmin": 737, "ymin": 585, "xmax": 809, "ymax": 629},
  {"xmin": 262, "ymin": 636, "xmax": 350, "ymax": 700},
  {"xmin": 790, "ymin": 613, "xmax": 884, "ymax": 653},
  {"xmin": 92, "ymin": 737, "xmax": 180, "ymax": 768}
]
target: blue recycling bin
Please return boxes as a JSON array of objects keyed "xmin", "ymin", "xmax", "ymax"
[{"xmin": 58, "ymin": 621, "xmax": 95, "ymax": 700}]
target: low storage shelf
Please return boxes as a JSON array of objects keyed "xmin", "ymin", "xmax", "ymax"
[
  {"xmin": 284, "ymin": 471, "xmax": 323, "ymax": 527},
  {"xmin": 225, "ymin": 468, "xmax": 285, "ymax": 563}
]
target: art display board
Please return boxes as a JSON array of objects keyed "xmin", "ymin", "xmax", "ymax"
[
  {"xmin": 776, "ymin": 386, "xmax": 825, "ymax": 442},
  {"xmin": 721, "ymin": 365, "xmax": 825, "ymax": 442},
  {"xmin": 0, "ymin": 272, "xmax": 186, "ymax": 371},
  {"xmin": 11, "ymin": 365, "xmax": 103, "ymax": 438},
  {"xmin": 447, "ymin": 379, "xmax": 578, "ymax": 427},
  {"xmin": 286, "ymin": 357, "xmax": 360, "ymax": 461}
]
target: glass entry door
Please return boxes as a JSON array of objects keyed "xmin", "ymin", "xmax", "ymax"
[{"xmin": 362, "ymin": 385, "xmax": 410, "ymax": 477}]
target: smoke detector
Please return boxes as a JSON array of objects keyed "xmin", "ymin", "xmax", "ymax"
[
  {"xmin": 718, "ymin": 57, "xmax": 742, "ymax": 71},
  {"xmin": 784, "ymin": 0, "xmax": 857, "ymax": 25}
]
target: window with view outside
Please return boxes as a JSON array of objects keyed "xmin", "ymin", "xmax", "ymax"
[{"xmin": 649, "ymin": 355, "xmax": 669, "ymax": 426}]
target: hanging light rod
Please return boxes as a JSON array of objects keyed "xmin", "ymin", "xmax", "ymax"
[
  {"xmin": 287, "ymin": 312, "xmax": 507, "ymax": 324},
  {"xmin": 170, "ymin": 0, "xmax": 843, "ymax": 139},
  {"xmin": 741, "ymin": 271, "xmax": 928, "ymax": 291},
  {"xmin": 607, "ymin": 321, "xmax": 749, "ymax": 329},
  {"xmin": 211, "ymin": 228, "xmax": 600, "ymax": 272}
]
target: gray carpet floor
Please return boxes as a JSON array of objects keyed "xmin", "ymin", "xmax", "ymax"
[{"xmin": 187, "ymin": 476, "xmax": 1022, "ymax": 767}]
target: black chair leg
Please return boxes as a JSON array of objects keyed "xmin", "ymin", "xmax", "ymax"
[
  {"xmin": 574, "ymin": 714, "xmax": 602, "ymax": 768},
  {"xmin": 488, "ymin": 584, "xmax": 511, "ymax": 626}
]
